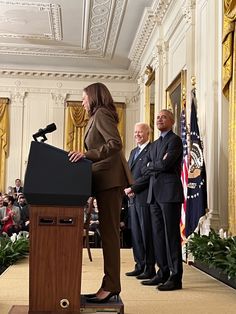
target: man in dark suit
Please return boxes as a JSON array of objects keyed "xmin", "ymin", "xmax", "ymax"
[
  {"xmin": 125, "ymin": 123, "xmax": 155, "ymax": 280},
  {"xmin": 125, "ymin": 109, "xmax": 184, "ymax": 291},
  {"xmin": 13, "ymin": 179, "xmax": 23, "ymax": 199}
]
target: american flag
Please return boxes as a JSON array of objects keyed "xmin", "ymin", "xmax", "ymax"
[{"xmin": 180, "ymin": 103, "xmax": 188, "ymax": 244}]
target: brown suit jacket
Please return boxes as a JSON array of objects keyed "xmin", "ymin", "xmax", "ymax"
[{"xmin": 84, "ymin": 108, "xmax": 133, "ymax": 193}]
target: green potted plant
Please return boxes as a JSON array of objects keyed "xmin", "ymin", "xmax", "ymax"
[
  {"xmin": 187, "ymin": 229, "xmax": 236, "ymax": 289},
  {"xmin": 0, "ymin": 231, "xmax": 29, "ymax": 275}
]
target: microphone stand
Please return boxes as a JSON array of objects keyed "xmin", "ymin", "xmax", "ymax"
[{"xmin": 33, "ymin": 133, "xmax": 48, "ymax": 142}]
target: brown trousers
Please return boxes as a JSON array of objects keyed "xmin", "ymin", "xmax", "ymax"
[{"xmin": 95, "ymin": 187, "xmax": 123, "ymax": 293}]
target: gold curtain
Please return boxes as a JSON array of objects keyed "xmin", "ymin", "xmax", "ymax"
[
  {"xmin": 64, "ymin": 101, "xmax": 125, "ymax": 152},
  {"xmin": 222, "ymin": 1, "xmax": 236, "ymax": 235},
  {"xmin": 0, "ymin": 98, "xmax": 9, "ymax": 193},
  {"xmin": 64, "ymin": 101, "xmax": 89, "ymax": 152}
]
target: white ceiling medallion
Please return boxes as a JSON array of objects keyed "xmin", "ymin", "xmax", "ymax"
[
  {"xmin": 0, "ymin": 1, "xmax": 62, "ymax": 40},
  {"xmin": 83, "ymin": 0, "xmax": 127, "ymax": 58}
]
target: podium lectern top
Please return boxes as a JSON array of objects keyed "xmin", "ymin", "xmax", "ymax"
[{"xmin": 24, "ymin": 141, "xmax": 92, "ymax": 206}]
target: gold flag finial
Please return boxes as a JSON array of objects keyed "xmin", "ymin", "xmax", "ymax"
[
  {"xmin": 191, "ymin": 76, "xmax": 196, "ymax": 87},
  {"xmin": 145, "ymin": 65, "xmax": 153, "ymax": 76}
]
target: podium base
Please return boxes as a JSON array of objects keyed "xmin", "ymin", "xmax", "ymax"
[{"xmin": 8, "ymin": 296, "xmax": 124, "ymax": 314}]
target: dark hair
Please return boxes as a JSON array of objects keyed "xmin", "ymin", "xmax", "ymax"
[
  {"xmin": 4, "ymin": 195, "xmax": 14, "ymax": 205},
  {"xmin": 83, "ymin": 82, "xmax": 119, "ymax": 123}
]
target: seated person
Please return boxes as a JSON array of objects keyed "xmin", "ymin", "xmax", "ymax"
[
  {"xmin": 0, "ymin": 195, "xmax": 21, "ymax": 236},
  {"xmin": 0, "ymin": 195, "xmax": 5, "ymax": 232},
  {"xmin": 89, "ymin": 199, "xmax": 101, "ymax": 247},
  {"xmin": 17, "ymin": 194, "xmax": 30, "ymax": 232},
  {"xmin": 7, "ymin": 186, "xmax": 15, "ymax": 198}
]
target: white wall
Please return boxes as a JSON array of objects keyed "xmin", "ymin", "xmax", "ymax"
[
  {"xmin": 137, "ymin": 0, "xmax": 227, "ymax": 230},
  {"xmin": 0, "ymin": 77, "xmax": 138, "ymax": 190}
]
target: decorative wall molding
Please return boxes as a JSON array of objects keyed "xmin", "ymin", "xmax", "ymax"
[
  {"xmin": 163, "ymin": 41, "xmax": 169, "ymax": 65},
  {"xmin": 0, "ymin": 1, "xmax": 62, "ymax": 40},
  {"xmin": 182, "ymin": 0, "xmax": 196, "ymax": 25},
  {"xmin": 152, "ymin": 0, "xmax": 173, "ymax": 24},
  {"xmin": 128, "ymin": 9, "xmax": 157, "ymax": 78},
  {"xmin": 10, "ymin": 90, "xmax": 26, "ymax": 106},
  {"xmin": 51, "ymin": 93, "xmax": 67, "ymax": 108},
  {"xmin": 0, "ymin": 69, "xmax": 133, "ymax": 81},
  {"xmin": 0, "ymin": 85, "xmax": 135, "ymax": 101},
  {"xmin": 125, "ymin": 89, "xmax": 140, "ymax": 107},
  {"xmin": 152, "ymin": 47, "xmax": 160, "ymax": 69},
  {"xmin": 137, "ymin": 75, "xmax": 145, "ymax": 94},
  {"xmin": 164, "ymin": 6, "xmax": 184, "ymax": 42},
  {"xmin": 129, "ymin": 0, "xmax": 172, "ymax": 79}
]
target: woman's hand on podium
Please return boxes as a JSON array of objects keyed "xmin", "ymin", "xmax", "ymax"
[{"xmin": 68, "ymin": 151, "xmax": 86, "ymax": 162}]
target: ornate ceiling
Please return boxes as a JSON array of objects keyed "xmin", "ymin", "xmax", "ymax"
[{"xmin": 0, "ymin": 0, "xmax": 172, "ymax": 81}]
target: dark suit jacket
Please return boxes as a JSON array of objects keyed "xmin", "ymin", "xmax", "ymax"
[
  {"xmin": 13, "ymin": 186, "xmax": 23, "ymax": 195},
  {"xmin": 128, "ymin": 143, "xmax": 151, "ymax": 205},
  {"xmin": 132, "ymin": 130, "xmax": 184, "ymax": 204},
  {"xmin": 84, "ymin": 107, "xmax": 133, "ymax": 193}
]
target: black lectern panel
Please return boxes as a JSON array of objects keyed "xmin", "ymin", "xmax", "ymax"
[{"xmin": 24, "ymin": 141, "xmax": 92, "ymax": 206}]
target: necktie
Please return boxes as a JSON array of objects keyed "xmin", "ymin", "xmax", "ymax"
[{"xmin": 133, "ymin": 147, "xmax": 141, "ymax": 161}]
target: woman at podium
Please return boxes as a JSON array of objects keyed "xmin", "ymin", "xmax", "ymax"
[{"xmin": 69, "ymin": 82, "xmax": 132, "ymax": 303}]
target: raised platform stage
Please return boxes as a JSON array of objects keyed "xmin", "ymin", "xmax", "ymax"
[{"xmin": 9, "ymin": 295, "xmax": 124, "ymax": 314}]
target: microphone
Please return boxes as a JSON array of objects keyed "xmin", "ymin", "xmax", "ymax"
[{"xmin": 33, "ymin": 123, "xmax": 57, "ymax": 142}]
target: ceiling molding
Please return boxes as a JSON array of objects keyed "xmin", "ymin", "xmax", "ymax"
[
  {"xmin": 0, "ymin": 1, "xmax": 62, "ymax": 40},
  {"xmin": 85, "ymin": 0, "xmax": 127, "ymax": 58},
  {"xmin": 0, "ymin": 0, "xmax": 173, "ymax": 80},
  {"xmin": 128, "ymin": 0, "xmax": 173, "ymax": 79},
  {"xmin": 0, "ymin": 43, "xmax": 84, "ymax": 57},
  {"xmin": 0, "ymin": 0, "xmax": 127, "ymax": 59},
  {"xmin": 0, "ymin": 69, "xmax": 134, "ymax": 81}
]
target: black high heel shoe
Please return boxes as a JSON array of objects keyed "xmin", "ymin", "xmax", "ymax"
[
  {"xmin": 84, "ymin": 293, "xmax": 97, "ymax": 299},
  {"xmin": 86, "ymin": 292, "xmax": 119, "ymax": 303},
  {"xmin": 84, "ymin": 288, "xmax": 103, "ymax": 299}
]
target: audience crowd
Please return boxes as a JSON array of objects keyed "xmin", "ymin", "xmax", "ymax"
[
  {"xmin": 0, "ymin": 179, "xmax": 131, "ymax": 249},
  {"xmin": 0, "ymin": 179, "xmax": 29, "ymax": 237}
]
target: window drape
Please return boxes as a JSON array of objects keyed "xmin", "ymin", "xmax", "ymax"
[
  {"xmin": 64, "ymin": 101, "xmax": 125, "ymax": 153},
  {"xmin": 222, "ymin": 0, "xmax": 236, "ymax": 235},
  {"xmin": 64, "ymin": 101, "xmax": 89, "ymax": 153},
  {"xmin": 0, "ymin": 98, "xmax": 9, "ymax": 193}
]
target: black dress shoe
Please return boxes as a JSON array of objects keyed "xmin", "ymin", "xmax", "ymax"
[
  {"xmin": 136, "ymin": 271, "xmax": 156, "ymax": 280},
  {"xmin": 141, "ymin": 276, "xmax": 167, "ymax": 286},
  {"xmin": 86, "ymin": 292, "xmax": 119, "ymax": 303},
  {"xmin": 125, "ymin": 269, "xmax": 143, "ymax": 276},
  {"xmin": 157, "ymin": 280, "xmax": 182, "ymax": 291}
]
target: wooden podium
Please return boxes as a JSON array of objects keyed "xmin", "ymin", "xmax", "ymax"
[
  {"xmin": 29, "ymin": 205, "xmax": 84, "ymax": 313},
  {"xmin": 10, "ymin": 141, "xmax": 92, "ymax": 314}
]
